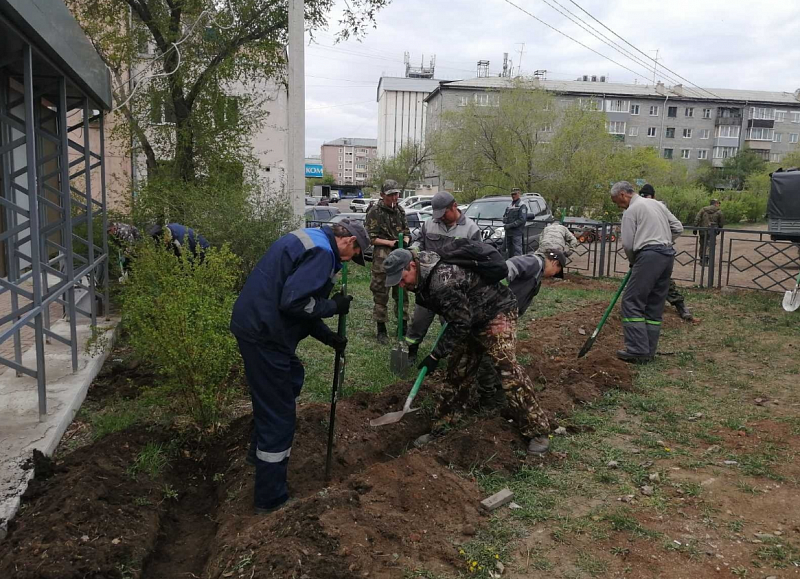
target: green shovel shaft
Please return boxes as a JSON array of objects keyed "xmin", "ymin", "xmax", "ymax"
[
  {"xmin": 397, "ymin": 233, "xmax": 404, "ymax": 340},
  {"xmin": 325, "ymin": 263, "xmax": 348, "ymax": 481},
  {"xmin": 402, "ymin": 322, "xmax": 448, "ymax": 411},
  {"xmin": 592, "ymin": 269, "xmax": 631, "ymax": 338}
]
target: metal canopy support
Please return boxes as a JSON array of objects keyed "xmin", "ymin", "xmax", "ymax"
[{"xmin": 0, "ymin": 39, "xmax": 109, "ymax": 420}]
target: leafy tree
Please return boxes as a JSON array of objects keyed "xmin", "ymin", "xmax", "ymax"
[
  {"xmin": 68, "ymin": 0, "xmax": 389, "ymax": 184},
  {"xmin": 722, "ymin": 148, "xmax": 767, "ymax": 190},
  {"xmin": 370, "ymin": 141, "xmax": 433, "ymax": 193}
]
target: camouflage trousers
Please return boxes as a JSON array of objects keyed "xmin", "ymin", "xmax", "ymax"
[
  {"xmin": 435, "ymin": 310, "xmax": 550, "ymax": 439},
  {"xmin": 370, "ymin": 248, "xmax": 409, "ymax": 323},
  {"xmin": 666, "ymin": 279, "xmax": 684, "ymax": 308}
]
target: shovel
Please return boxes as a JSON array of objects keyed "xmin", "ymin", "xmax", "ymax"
[
  {"xmin": 390, "ymin": 233, "xmax": 409, "ymax": 374},
  {"xmin": 325, "ymin": 263, "xmax": 348, "ymax": 481},
  {"xmin": 578, "ymin": 270, "xmax": 631, "ymax": 359},
  {"xmin": 370, "ymin": 323, "xmax": 448, "ymax": 427},
  {"xmin": 783, "ymin": 270, "xmax": 800, "ymax": 312}
]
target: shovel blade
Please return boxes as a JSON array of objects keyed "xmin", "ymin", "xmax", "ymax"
[
  {"xmin": 783, "ymin": 290, "xmax": 800, "ymax": 312},
  {"xmin": 369, "ymin": 407, "xmax": 419, "ymax": 427},
  {"xmin": 577, "ymin": 335, "xmax": 596, "ymax": 359},
  {"xmin": 390, "ymin": 346, "xmax": 410, "ymax": 375}
]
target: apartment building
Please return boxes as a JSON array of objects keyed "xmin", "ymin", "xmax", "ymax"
[
  {"xmin": 424, "ymin": 77, "xmax": 800, "ymax": 182},
  {"xmin": 320, "ymin": 138, "xmax": 378, "ymax": 185},
  {"xmin": 377, "ymin": 77, "xmax": 441, "ymax": 158}
]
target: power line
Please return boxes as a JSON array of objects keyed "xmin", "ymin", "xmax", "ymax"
[
  {"xmin": 306, "ymin": 99, "xmax": 375, "ymax": 111},
  {"xmin": 498, "ymin": 0, "xmax": 652, "ymax": 84},
  {"xmin": 565, "ymin": 0, "xmax": 721, "ymax": 99}
]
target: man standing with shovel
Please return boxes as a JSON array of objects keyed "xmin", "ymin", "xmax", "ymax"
[
  {"xmin": 382, "ymin": 247, "xmax": 554, "ymax": 455},
  {"xmin": 230, "ymin": 219, "xmax": 370, "ymax": 514}
]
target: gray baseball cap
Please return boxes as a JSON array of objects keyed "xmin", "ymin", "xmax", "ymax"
[
  {"xmin": 384, "ymin": 249, "xmax": 413, "ymax": 287},
  {"xmin": 541, "ymin": 248, "xmax": 567, "ymax": 278},
  {"xmin": 336, "ymin": 218, "xmax": 371, "ymax": 266},
  {"xmin": 431, "ymin": 191, "xmax": 455, "ymax": 220}
]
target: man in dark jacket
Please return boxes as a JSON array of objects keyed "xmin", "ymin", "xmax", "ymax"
[
  {"xmin": 506, "ymin": 249, "xmax": 566, "ymax": 316},
  {"xmin": 230, "ymin": 219, "xmax": 370, "ymax": 513},
  {"xmin": 695, "ymin": 199, "xmax": 724, "ymax": 265},
  {"xmin": 148, "ymin": 223, "xmax": 210, "ymax": 259},
  {"xmin": 366, "ymin": 180, "xmax": 410, "ymax": 343},
  {"xmin": 383, "ymin": 248, "xmax": 552, "ymax": 455},
  {"xmin": 503, "ymin": 188, "xmax": 528, "ymax": 258}
]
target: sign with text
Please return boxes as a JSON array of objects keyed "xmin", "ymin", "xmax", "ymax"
[{"xmin": 305, "ymin": 163, "xmax": 324, "ymax": 178}]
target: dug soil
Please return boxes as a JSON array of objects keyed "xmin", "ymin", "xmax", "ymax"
[{"xmin": 0, "ymin": 303, "xmax": 632, "ymax": 579}]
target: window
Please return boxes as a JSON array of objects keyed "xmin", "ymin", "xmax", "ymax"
[
  {"xmin": 579, "ymin": 98, "xmax": 602, "ymax": 111},
  {"xmin": 697, "ymin": 149, "xmax": 708, "ymax": 160},
  {"xmin": 774, "ymin": 133, "xmax": 783, "ymax": 143},
  {"xmin": 474, "ymin": 93, "xmax": 498, "ymax": 107},
  {"xmin": 356, "ymin": 163, "xmax": 366, "ymax": 169},
  {"xmin": 713, "ymin": 146, "xmax": 738, "ymax": 159},
  {"xmin": 649, "ymin": 105, "xmax": 659, "ymax": 116},
  {"xmin": 681, "ymin": 149, "xmax": 691, "ymax": 159},
  {"xmin": 665, "ymin": 127, "xmax": 675, "ymax": 138},
  {"xmin": 776, "ymin": 111, "xmax": 787, "ymax": 122},
  {"xmin": 628, "ymin": 126, "xmax": 639, "ymax": 137},
  {"xmin": 748, "ymin": 127, "xmax": 774, "ymax": 141},
  {"xmin": 631, "ymin": 104, "xmax": 640, "ymax": 115},
  {"xmin": 771, "ymin": 153, "xmax": 783, "ymax": 163},
  {"xmin": 791, "ymin": 133, "xmax": 799, "ymax": 144},
  {"xmin": 685, "ymin": 107, "xmax": 694, "ymax": 117},
  {"xmin": 699, "ymin": 129, "xmax": 710, "ymax": 139},
  {"xmin": 339, "ymin": 148, "xmax": 343, "ymax": 153},
  {"xmin": 150, "ymin": 98, "xmax": 176, "ymax": 125},
  {"xmin": 647, "ymin": 127, "xmax": 657, "ymax": 137},
  {"xmin": 338, "ymin": 164, "xmax": 342, "ymax": 169},
  {"xmin": 683, "ymin": 128, "xmax": 692, "ymax": 138},
  {"xmin": 667, "ymin": 106, "xmax": 677, "ymax": 117},
  {"xmin": 750, "ymin": 107, "xmax": 774, "ymax": 120},
  {"xmin": 458, "ymin": 95, "xmax": 469, "ymax": 106},
  {"xmin": 357, "ymin": 148, "xmax": 367, "ymax": 154},
  {"xmin": 338, "ymin": 157, "xmax": 342, "ymax": 162},
  {"xmin": 793, "ymin": 112, "xmax": 800, "ymax": 123},
  {"xmin": 663, "ymin": 148, "xmax": 673, "ymax": 159},
  {"xmin": 606, "ymin": 121, "xmax": 626, "ymax": 135},
  {"xmin": 703, "ymin": 108, "xmax": 712, "ymax": 119},
  {"xmin": 337, "ymin": 173, "xmax": 342, "ymax": 178},
  {"xmin": 606, "ymin": 99, "xmax": 630, "ymax": 113},
  {"xmin": 715, "ymin": 125, "xmax": 740, "ymax": 138},
  {"xmin": 541, "ymin": 123, "xmax": 554, "ymax": 133}
]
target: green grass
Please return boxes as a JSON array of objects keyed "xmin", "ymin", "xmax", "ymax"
[{"xmin": 128, "ymin": 442, "xmax": 169, "ymax": 478}]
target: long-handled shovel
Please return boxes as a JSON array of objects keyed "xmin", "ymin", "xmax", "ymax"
[
  {"xmin": 578, "ymin": 270, "xmax": 631, "ymax": 359},
  {"xmin": 783, "ymin": 270, "xmax": 800, "ymax": 312},
  {"xmin": 325, "ymin": 263, "xmax": 348, "ymax": 481},
  {"xmin": 390, "ymin": 233, "xmax": 409, "ymax": 374},
  {"xmin": 370, "ymin": 323, "xmax": 448, "ymax": 427}
]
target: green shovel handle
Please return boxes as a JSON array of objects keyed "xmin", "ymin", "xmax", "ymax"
[
  {"xmin": 397, "ymin": 233, "xmax": 404, "ymax": 340},
  {"xmin": 403, "ymin": 322, "xmax": 449, "ymax": 411},
  {"xmin": 590, "ymin": 269, "xmax": 631, "ymax": 339}
]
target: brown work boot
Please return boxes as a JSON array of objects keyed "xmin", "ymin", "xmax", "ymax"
[
  {"xmin": 527, "ymin": 436, "xmax": 550, "ymax": 456},
  {"xmin": 675, "ymin": 303, "xmax": 693, "ymax": 322},
  {"xmin": 376, "ymin": 322, "xmax": 388, "ymax": 344}
]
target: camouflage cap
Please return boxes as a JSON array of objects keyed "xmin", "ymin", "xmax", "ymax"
[{"xmin": 382, "ymin": 179, "xmax": 399, "ymax": 194}]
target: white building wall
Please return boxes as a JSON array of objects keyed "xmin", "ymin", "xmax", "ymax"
[{"xmin": 378, "ymin": 89, "xmax": 429, "ymax": 158}]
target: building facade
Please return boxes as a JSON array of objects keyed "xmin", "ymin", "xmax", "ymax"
[
  {"xmin": 321, "ymin": 138, "xmax": 378, "ymax": 186},
  {"xmin": 425, "ymin": 77, "xmax": 800, "ymax": 184},
  {"xmin": 377, "ymin": 77, "xmax": 441, "ymax": 158}
]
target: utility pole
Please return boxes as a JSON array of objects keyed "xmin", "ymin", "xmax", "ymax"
[
  {"xmin": 516, "ymin": 43, "xmax": 525, "ymax": 76},
  {"xmin": 287, "ymin": 0, "xmax": 305, "ymax": 217},
  {"xmin": 651, "ymin": 49, "xmax": 659, "ymax": 85}
]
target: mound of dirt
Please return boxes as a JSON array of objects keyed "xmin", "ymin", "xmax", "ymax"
[{"xmin": 205, "ymin": 452, "xmax": 483, "ymax": 579}]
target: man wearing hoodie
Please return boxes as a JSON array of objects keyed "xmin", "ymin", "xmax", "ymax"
[{"xmin": 695, "ymin": 199, "xmax": 724, "ymax": 265}]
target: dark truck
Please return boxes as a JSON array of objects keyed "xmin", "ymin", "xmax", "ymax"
[{"xmin": 768, "ymin": 168, "xmax": 800, "ymax": 243}]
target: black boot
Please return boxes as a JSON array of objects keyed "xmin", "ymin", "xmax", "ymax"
[
  {"xmin": 376, "ymin": 322, "xmax": 388, "ymax": 344},
  {"xmin": 675, "ymin": 303, "xmax": 694, "ymax": 322},
  {"xmin": 407, "ymin": 342, "xmax": 419, "ymax": 362}
]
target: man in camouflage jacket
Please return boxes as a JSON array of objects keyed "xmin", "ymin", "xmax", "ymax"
[
  {"xmin": 383, "ymin": 248, "xmax": 552, "ymax": 455},
  {"xmin": 365, "ymin": 180, "xmax": 410, "ymax": 343}
]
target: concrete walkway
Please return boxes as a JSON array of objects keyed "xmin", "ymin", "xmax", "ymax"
[{"xmin": 0, "ymin": 315, "xmax": 116, "ymax": 540}]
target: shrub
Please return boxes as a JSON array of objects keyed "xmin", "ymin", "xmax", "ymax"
[
  {"xmin": 121, "ymin": 243, "xmax": 241, "ymax": 429},
  {"xmin": 655, "ymin": 186, "xmax": 710, "ymax": 224}
]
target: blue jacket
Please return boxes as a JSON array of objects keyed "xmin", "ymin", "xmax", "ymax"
[
  {"xmin": 166, "ymin": 223, "xmax": 210, "ymax": 257},
  {"xmin": 230, "ymin": 226, "xmax": 341, "ymax": 353}
]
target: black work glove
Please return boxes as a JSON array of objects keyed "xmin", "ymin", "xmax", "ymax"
[
  {"xmin": 327, "ymin": 333, "xmax": 348, "ymax": 354},
  {"xmin": 418, "ymin": 354, "xmax": 439, "ymax": 373},
  {"xmin": 331, "ymin": 292, "xmax": 353, "ymax": 315}
]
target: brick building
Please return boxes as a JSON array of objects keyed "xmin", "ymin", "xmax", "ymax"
[{"xmin": 320, "ymin": 137, "xmax": 378, "ymax": 186}]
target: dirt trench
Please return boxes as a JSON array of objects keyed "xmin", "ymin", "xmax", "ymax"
[{"xmin": 0, "ymin": 301, "xmax": 634, "ymax": 579}]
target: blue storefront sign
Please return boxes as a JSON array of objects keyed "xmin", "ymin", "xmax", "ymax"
[{"xmin": 305, "ymin": 163, "xmax": 324, "ymax": 178}]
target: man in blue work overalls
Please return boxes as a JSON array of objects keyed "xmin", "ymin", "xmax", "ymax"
[{"xmin": 230, "ymin": 218, "xmax": 370, "ymax": 514}]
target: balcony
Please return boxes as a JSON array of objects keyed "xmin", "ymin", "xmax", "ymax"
[
  {"xmin": 748, "ymin": 119, "xmax": 775, "ymax": 129},
  {"xmin": 715, "ymin": 116, "xmax": 741, "ymax": 126}
]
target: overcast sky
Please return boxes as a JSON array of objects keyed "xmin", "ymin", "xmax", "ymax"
[{"xmin": 303, "ymin": 0, "xmax": 800, "ymax": 156}]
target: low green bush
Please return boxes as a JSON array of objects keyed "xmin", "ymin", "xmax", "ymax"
[{"xmin": 121, "ymin": 243, "xmax": 241, "ymax": 429}]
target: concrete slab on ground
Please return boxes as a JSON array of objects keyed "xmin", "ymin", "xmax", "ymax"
[{"xmin": 0, "ymin": 317, "xmax": 117, "ymax": 540}]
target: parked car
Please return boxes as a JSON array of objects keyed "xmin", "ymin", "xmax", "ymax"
[
  {"xmin": 399, "ymin": 195, "xmax": 433, "ymax": 208},
  {"xmin": 304, "ymin": 196, "xmax": 317, "ymax": 206},
  {"xmin": 329, "ymin": 191, "xmax": 340, "ymax": 203},
  {"xmin": 405, "ymin": 199, "xmax": 433, "ymax": 212},
  {"xmin": 305, "ymin": 206, "xmax": 341, "ymax": 224},
  {"xmin": 350, "ymin": 198, "xmax": 371, "ymax": 213},
  {"xmin": 464, "ymin": 193, "xmax": 554, "ymax": 252}
]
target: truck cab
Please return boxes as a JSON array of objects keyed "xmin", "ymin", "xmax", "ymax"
[{"xmin": 768, "ymin": 168, "xmax": 800, "ymax": 242}]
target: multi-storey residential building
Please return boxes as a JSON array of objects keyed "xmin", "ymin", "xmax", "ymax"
[
  {"xmin": 377, "ymin": 76, "xmax": 441, "ymax": 158},
  {"xmin": 321, "ymin": 138, "xmax": 378, "ymax": 186},
  {"xmin": 424, "ymin": 77, "xmax": 800, "ymax": 185}
]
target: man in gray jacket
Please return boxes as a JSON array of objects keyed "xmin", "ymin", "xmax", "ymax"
[
  {"xmin": 611, "ymin": 181, "xmax": 683, "ymax": 363},
  {"xmin": 407, "ymin": 191, "xmax": 482, "ymax": 359},
  {"xmin": 503, "ymin": 188, "xmax": 528, "ymax": 258}
]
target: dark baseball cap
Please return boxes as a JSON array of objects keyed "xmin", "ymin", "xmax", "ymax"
[
  {"xmin": 639, "ymin": 184, "xmax": 655, "ymax": 198},
  {"xmin": 541, "ymin": 248, "xmax": 567, "ymax": 279},
  {"xmin": 336, "ymin": 218, "xmax": 370, "ymax": 266},
  {"xmin": 431, "ymin": 191, "xmax": 455, "ymax": 219},
  {"xmin": 384, "ymin": 249, "xmax": 413, "ymax": 287}
]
